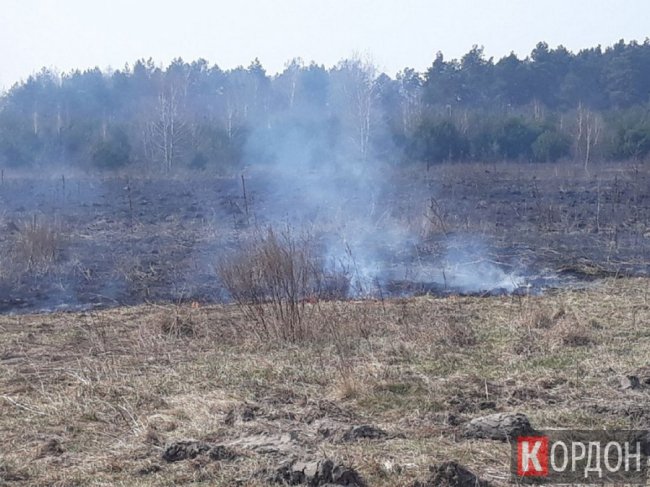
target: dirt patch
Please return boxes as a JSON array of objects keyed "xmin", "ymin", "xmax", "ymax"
[
  {"xmin": 413, "ymin": 462, "xmax": 490, "ymax": 487},
  {"xmin": 341, "ymin": 424, "xmax": 389, "ymax": 442}
]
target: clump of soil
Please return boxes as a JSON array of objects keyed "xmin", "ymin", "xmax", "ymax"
[
  {"xmin": 464, "ymin": 412, "xmax": 534, "ymax": 441},
  {"xmin": 412, "ymin": 461, "xmax": 490, "ymax": 487},
  {"xmin": 269, "ymin": 458, "xmax": 366, "ymax": 486}
]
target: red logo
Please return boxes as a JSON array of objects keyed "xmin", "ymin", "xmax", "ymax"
[{"xmin": 517, "ymin": 436, "xmax": 549, "ymax": 477}]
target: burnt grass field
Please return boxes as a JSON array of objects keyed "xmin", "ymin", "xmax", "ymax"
[
  {"xmin": 0, "ymin": 161, "xmax": 648, "ymax": 313},
  {"xmin": 0, "ymin": 160, "xmax": 649, "ymax": 486}
]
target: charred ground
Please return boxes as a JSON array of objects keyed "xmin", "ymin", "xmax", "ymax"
[{"xmin": 0, "ymin": 161, "xmax": 648, "ymax": 314}]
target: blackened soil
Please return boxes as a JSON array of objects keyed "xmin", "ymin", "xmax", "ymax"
[{"xmin": 0, "ymin": 162, "xmax": 647, "ymax": 313}]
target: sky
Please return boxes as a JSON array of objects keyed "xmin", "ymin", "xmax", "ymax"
[{"xmin": 0, "ymin": 0, "xmax": 648, "ymax": 90}]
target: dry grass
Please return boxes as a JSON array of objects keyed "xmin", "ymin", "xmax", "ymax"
[
  {"xmin": 0, "ymin": 278, "xmax": 649, "ymax": 485},
  {"xmin": 12, "ymin": 215, "xmax": 65, "ymax": 273}
]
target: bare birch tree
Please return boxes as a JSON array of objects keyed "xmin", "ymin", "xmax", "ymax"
[
  {"xmin": 149, "ymin": 77, "xmax": 190, "ymax": 172},
  {"xmin": 575, "ymin": 103, "xmax": 603, "ymax": 171},
  {"xmin": 331, "ymin": 57, "xmax": 379, "ymax": 160}
]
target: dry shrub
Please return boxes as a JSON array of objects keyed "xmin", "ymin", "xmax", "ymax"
[
  {"xmin": 526, "ymin": 305, "xmax": 566, "ymax": 329},
  {"xmin": 335, "ymin": 375, "xmax": 364, "ymax": 400},
  {"xmin": 422, "ymin": 196, "xmax": 450, "ymax": 237},
  {"xmin": 217, "ymin": 227, "xmax": 349, "ymax": 342},
  {"xmin": 513, "ymin": 304, "xmax": 568, "ymax": 354},
  {"xmin": 517, "ymin": 305, "xmax": 592, "ymax": 351},
  {"xmin": 557, "ymin": 325, "xmax": 593, "ymax": 347},
  {"xmin": 434, "ymin": 317, "xmax": 477, "ymax": 347},
  {"xmin": 527, "ymin": 308, "xmax": 554, "ymax": 329},
  {"xmin": 160, "ymin": 309, "xmax": 197, "ymax": 337},
  {"xmin": 14, "ymin": 215, "xmax": 64, "ymax": 272},
  {"xmin": 513, "ymin": 328, "xmax": 544, "ymax": 356},
  {"xmin": 546, "ymin": 313, "xmax": 594, "ymax": 348}
]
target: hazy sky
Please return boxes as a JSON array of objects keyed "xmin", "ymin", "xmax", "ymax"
[{"xmin": 0, "ymin": 0, "xmax": 648, "ymax": 90}]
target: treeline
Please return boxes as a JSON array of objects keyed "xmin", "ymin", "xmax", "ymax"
[{"xmin": 1, "ymin": 39, "xmax": 650, "ymax": 172}]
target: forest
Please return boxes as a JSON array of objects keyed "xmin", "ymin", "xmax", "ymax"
[{"xmin": 1, "ymin": 39, "xmax": 650, "ymax": 172}]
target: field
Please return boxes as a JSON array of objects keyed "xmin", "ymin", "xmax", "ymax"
[
  {"xmin": 1, "ymin": 278, "xmax": 649, "ymax": 486},
  {"xmin": 0, "ymin": 161, "xmax": 649, "ymax": 486}
]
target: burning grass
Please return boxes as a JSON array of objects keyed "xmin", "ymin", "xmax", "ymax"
[{"xmin": 0, "ymin": 278, "xmax": 649, "ymax": 486}]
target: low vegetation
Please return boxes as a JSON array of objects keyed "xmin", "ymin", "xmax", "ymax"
[{"xmin": 1, "ymin": 278, "xmax": 649, "ymax": 485}]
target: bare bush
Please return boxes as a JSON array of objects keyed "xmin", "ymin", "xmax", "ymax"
[
  {"xmin": 14, "ymin": 216, "xmax": 64, "ymax": 273},
  {"xmin": 217, "ymin": 227, "xmax": 349, "ymax": 342}
]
